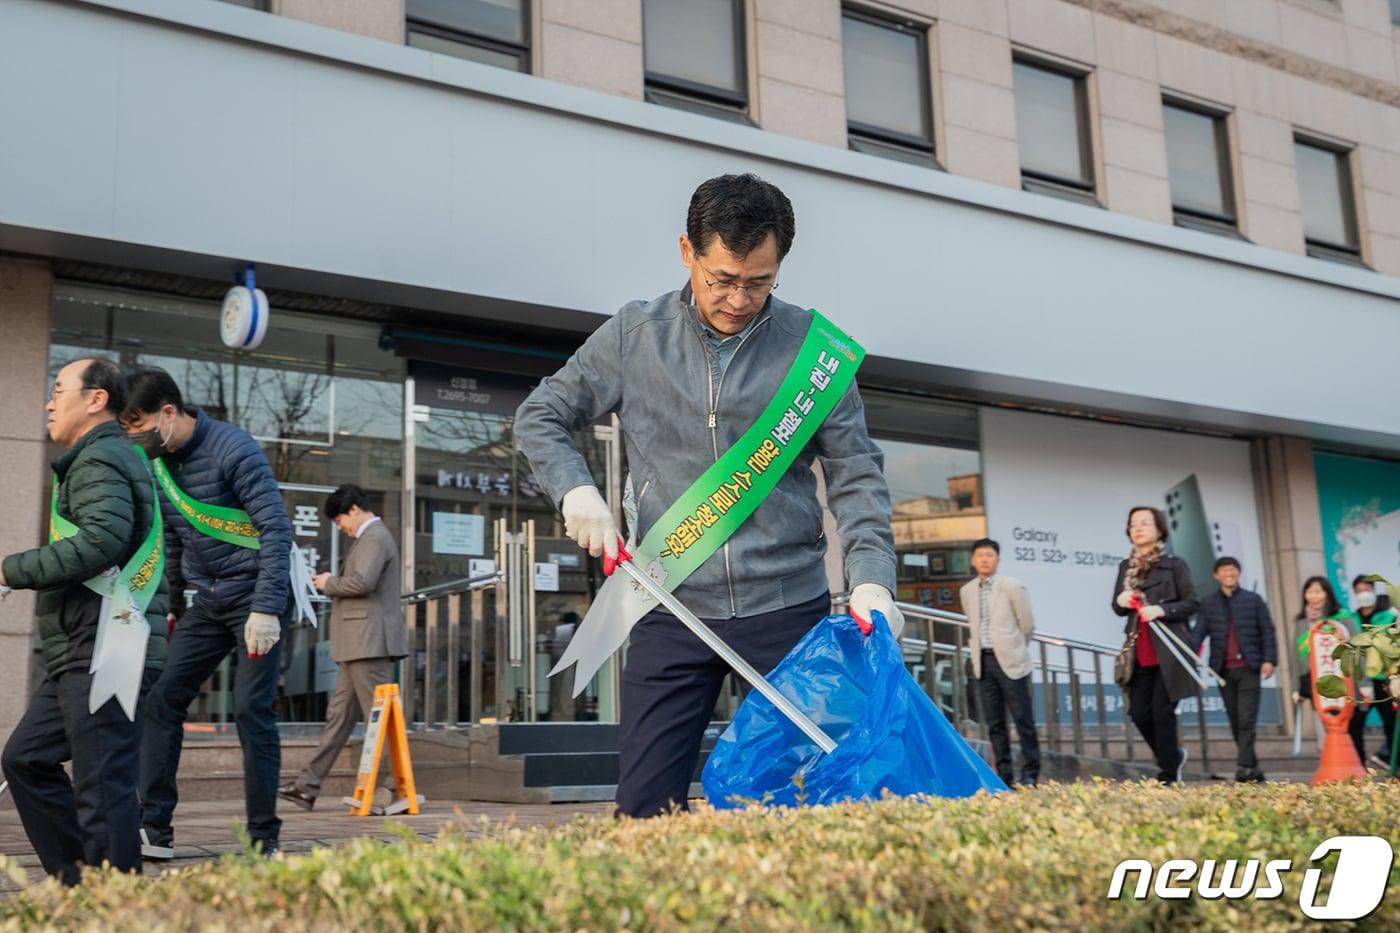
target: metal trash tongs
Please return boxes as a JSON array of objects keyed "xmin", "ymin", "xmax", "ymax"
[{"xmin": 604, "ymin": 540, "xmax": 837, "ymax": 754}]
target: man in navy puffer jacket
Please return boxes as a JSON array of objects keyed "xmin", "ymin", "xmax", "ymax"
[{"xmin": 121, "ymin": 367, "xmax": 293, "ymax": 858}]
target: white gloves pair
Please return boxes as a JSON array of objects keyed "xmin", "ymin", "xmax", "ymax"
[
  {"xmin": 562, "ymin": 485, "xmax": 620, "ymax": 560},
  {"xmin": 562, "ymin": 485, "xmax": 905, "ymax": 640},
  {"xmin": 849, "ymin": 582, "xmax": 904, "ymax": 639},
  {"xmin": 244, "ymin": 611, "xmax": 281, "ymax": 657},
  {"xmin": 1115, "ymin": 589, "xmax": 1137, "ymax": 609}
]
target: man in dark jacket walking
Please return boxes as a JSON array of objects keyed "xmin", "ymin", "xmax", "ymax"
[
  {"xmin": 0, "ymin": 358, "xmax": 167, "ymax": 885},
  {"xmin": 120, "ymin": 367, "xmax": 293, "ymax": 858},
  {"xmin": 1192, "ymin": 557, "xmax": 1277, "ymax": 781}
]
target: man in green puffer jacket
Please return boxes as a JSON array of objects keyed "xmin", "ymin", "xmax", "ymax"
[{"xmin": 0, "ymin": 358, "xmax": 167, "ymax": 886}]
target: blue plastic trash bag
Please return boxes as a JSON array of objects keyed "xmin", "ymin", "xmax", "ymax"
[{"xmin": 703, "ymin": 612, "xmax": 1008, "ymax": 807}]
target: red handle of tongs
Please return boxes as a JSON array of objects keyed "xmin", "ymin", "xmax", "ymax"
[{"xmin": 602, "ymin": 538, "xmax": 632, "ymax": 577}]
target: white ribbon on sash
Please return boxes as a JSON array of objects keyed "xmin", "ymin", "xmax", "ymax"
[
  {"xmin": 86, "ymin": 568, "xmax": 151, "ymax": 720},
  {"xmin": 289, "ymin": 545, "xmax": 320, "ymax": 629}
]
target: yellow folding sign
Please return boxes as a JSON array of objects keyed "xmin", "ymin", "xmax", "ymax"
[{"xmin": 346, "ymin": 683, "xmax": 421, "ymax": 817}]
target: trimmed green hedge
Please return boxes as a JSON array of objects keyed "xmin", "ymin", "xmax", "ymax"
[{"xmin": 3, "ymin": 780, "xmax": 1398, "ymax": 930}]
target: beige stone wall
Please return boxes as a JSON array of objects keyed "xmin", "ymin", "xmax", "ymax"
[
  {"xmin": 0, "ymin": 258, "xmax": 53, "ymax": 742},
  {"xmin": 1254, "ymin": 435, "xmax": 1328, "ymax": 737},
  {"xmin": 538, "ymin": 0, "xmax": 644, "ymax": 99},
  {"xmin": 253, "ymin": 1, "xmax": 1400, "ymax": 270},
  {"xmin": 274, "ymin": 0, "xmax": 405, "ymax": 43},
  {"xmin": 752, "ymin": 0, "xmax": 847, "ymax": 146}
]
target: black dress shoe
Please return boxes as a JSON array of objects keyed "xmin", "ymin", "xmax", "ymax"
[{"xmin": 277, "ymin": 782, "xmax": 316, "ymax": 811}]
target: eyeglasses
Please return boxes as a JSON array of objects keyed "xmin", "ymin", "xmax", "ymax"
[
  {"xmin": 695, "ymin": 258, "xmax": 777, "ymax": 302},
  {"xmin": 50, "ymin": 386, "xmax": 95, "ymax": 402}
]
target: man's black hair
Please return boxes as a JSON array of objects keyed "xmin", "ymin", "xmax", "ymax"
[
  {"xmin": 687, "ymin": 173, "xmax": 796, "ymax": 260},
  {"xmin": 324, "ymin": 484, "xmax": 372, "ymax": 520},
  {"xmin": 77, "ymin": 358, "xmax": 126, "ymax": 415},
  {"xmin": 122, "ymin": 366, "xmax": 188, "ymax": 419},
  {"xmin": 1214, "ymin": 556, "xmax": 1241, "ymax": 572},
  {"xmin": 971, "ymin": 538, "xmax": 1000, "ymax": 556}
]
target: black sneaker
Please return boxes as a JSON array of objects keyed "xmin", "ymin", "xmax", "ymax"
[
  {"xmin": 277, "ymin": 782, "xmax": 317, "ymax": 811},
  {"xmin": 249, "ymin": 839, "xmax": 280, "ymax": 858},
  {"xmin": 140, "ymin": 827, "xmax": 174, "ymax": 861}
]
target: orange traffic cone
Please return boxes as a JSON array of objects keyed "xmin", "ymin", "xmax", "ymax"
[{"xmin": 1312, "ymin": 703, "xmax": 1367, "ymax": 784}]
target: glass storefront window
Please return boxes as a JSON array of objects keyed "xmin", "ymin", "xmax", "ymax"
[
  {"xmin": 862, "ymin": 391, "xmax": 986, "ymax": 615},
  {"xmin": 48, "ymin": 283, "xmax": 405, "ymax": 725}
]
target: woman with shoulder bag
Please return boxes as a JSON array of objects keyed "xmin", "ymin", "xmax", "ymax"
[{"xmin": 1111, "ymin": 506, "xmax": 1201, "ymax": 785}]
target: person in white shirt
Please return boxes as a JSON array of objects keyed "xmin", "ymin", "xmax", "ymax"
[{"xmin": 960, "ymin": 538, "xmax": 1039, "ymax": 787}]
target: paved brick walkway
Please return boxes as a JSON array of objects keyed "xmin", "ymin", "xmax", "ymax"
[{"xmin": 0, "ymin": 796, "xmax": 611, "ymax": 892}]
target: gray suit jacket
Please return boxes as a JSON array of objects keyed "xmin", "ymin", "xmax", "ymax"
[{"xmin": 323, "ymin": 519, "xmax": 408, "ymax": 663}]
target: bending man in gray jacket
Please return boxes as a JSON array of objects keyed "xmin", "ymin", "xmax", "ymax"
[
  {"xmin": 960, "ymin": 538, "xmax": 1039, "ymax": 787},
  {"xmin": 514, "ymin": 174, "xmax": 900, "ymax": 817},
  {"xmin": 279, "ymin": 484, "xmax": 407, "ymax": 810}
]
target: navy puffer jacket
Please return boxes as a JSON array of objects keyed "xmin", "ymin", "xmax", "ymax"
[{"xmin": 158, "ymin": 409, "xmax": 292, "ymax": 618}]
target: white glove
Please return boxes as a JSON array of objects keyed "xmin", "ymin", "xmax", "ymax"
[
  {"xmin": 1116, "ymin": 589, "xmax": 1137, "ymax": 609},
  {"xmin": 849, "ymin": 583, "xmax": 904, "ymax": 639},
  {"xmin": 562, "ymin": 485, "xmax": 619, "ymax": 559},
  {"xmin": 244, "ymin": 612, "xmax": 281, "ymax": 657},
  {"xmin": 1138, "ymin": 604, "xmax": 1166, "ymax": 622}
]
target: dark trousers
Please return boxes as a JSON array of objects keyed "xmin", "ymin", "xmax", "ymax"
[
  {"xmin": 2, "ymin": 668, "xmax": 157, "ymax": 885},
  {"xmin": 1128, "ymin": 664, "xmax": 1181, "ymax": 783},
  {"xmin": 616, "ymin": 592, "xmax": 827, "ymax": 818},
  {"xmin": 1372, "ymin": 679, "xmax": 1397, "ymax": 758},
  {"xmin": 977, "ymin": 651, "xmax": 1040, "ymax": 785},
  {"xmin": 1349, "ymin": 694, "xmax": 1368, "ymax": 763},
  {"xmin": 140, "ymin": 598, "xmax": 286, "ymax": 844},
  {"xmin": 1220, "ymin": 666, "xmax": 1261, "ymax": 772}
]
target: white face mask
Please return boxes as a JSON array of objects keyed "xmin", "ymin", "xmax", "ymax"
[{"xmin": 1355, "ymin": 590, "xmax": 1378, "ymax": 610}]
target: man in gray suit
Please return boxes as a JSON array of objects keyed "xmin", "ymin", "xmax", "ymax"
[
  {"xmin": 277, "ymin": 484, "xmax": 407, "ymax": 810},
  {"xmin": 960, "ymin": 538, "xmax": 1039, "ymax": 787}
]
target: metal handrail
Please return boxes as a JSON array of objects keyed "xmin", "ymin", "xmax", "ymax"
[
  {"xmin": 401, "ymin": 571, "xmax": 503, "ymax": 605},
  {"xmin": 874, "ymin": 596, "xmax": 1222, "ymax": 776},
  {"xmin": 833, "ymin": 593, "xmax": 1195, "ymax": 771}
]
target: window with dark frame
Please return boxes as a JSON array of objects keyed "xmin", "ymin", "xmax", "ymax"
[
  {"xmin": 1162, "ymin": 100, "xmax": 1239, "ymax": 237},
  {"xmin": 1391, "ymin": 0, "xmax": 1400, "ymax": 26},
  {"xmin": 1012, "ymin": 58, "xmax": 1097, "ymax": 205},
  {"xmin": 1294, "ymin": 136, "xmax": 1364, "ymax": 266},
  {"xmin": 406, "ymin": 0, "xmax": 530, "ymax": 73},
  {"xmin": 216, "ymin": 0, "xmax": 268, "ymax": 9},
  {"xmin": 841, "ymin": 8, "xmax": 936, "ymax": 166},
  {"xmin": 642, "ymin": 0, "xmax": 749, "ymax": 122}
]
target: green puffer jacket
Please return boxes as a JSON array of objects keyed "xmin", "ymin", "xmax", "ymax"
[{"xmin": 1, "ymin": 421, "xmax": 168, "ymax": 678}]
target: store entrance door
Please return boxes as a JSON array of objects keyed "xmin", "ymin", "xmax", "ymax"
[{"xmin": 405, "ymin": 365, "xmax": 623, "ymax": 724}]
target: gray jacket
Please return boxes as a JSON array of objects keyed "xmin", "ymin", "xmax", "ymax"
[
  {"xmin": 323, "ymin": 519, "xmax": 408, "ymax": 663},
  {"xmin": 514, "ymin": 286, "xmax": 896, "ymax": 619}
]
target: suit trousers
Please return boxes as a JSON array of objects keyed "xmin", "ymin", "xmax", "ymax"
[
  {"xmin": 295, "ymin": 657, "xmax": 396, "ymax": 796},
  {"xmin": 615, "ymin": 592, "xmax": 829, "ymax": 818}
]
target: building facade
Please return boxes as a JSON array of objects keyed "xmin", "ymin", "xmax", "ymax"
[{"xmin": 1, "ymin": 0, "xmax": 1399, "ymax": 739}]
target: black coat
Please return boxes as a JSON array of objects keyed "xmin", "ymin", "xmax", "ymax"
[
  {"xmin": 1192, "ymin": 588, "xmax": 1278, "ymax": 674},
  {"xmin": 1112, "ymin": 554, "xmax": 1201, "ymax": 703}
]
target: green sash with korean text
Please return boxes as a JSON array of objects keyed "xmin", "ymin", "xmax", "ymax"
[
  {"xmin": 151, "ymin": 458, "xmax": 261, "ymax": 549},
  {"xmin": 552, "ymin": 309, "xmax": 865, "ymax": 694},
  {"xmin": 150, "ymin": 456, "xmax": 322, "ymax": 628},
  {"xmin": 49, "ymin": 448, "xmax": 164, "ymax": 720}
]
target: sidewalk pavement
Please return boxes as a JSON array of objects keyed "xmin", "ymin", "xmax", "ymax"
[{"xmin": 0, "ymin": 796, "xmax": 611, "ymax": 893}]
